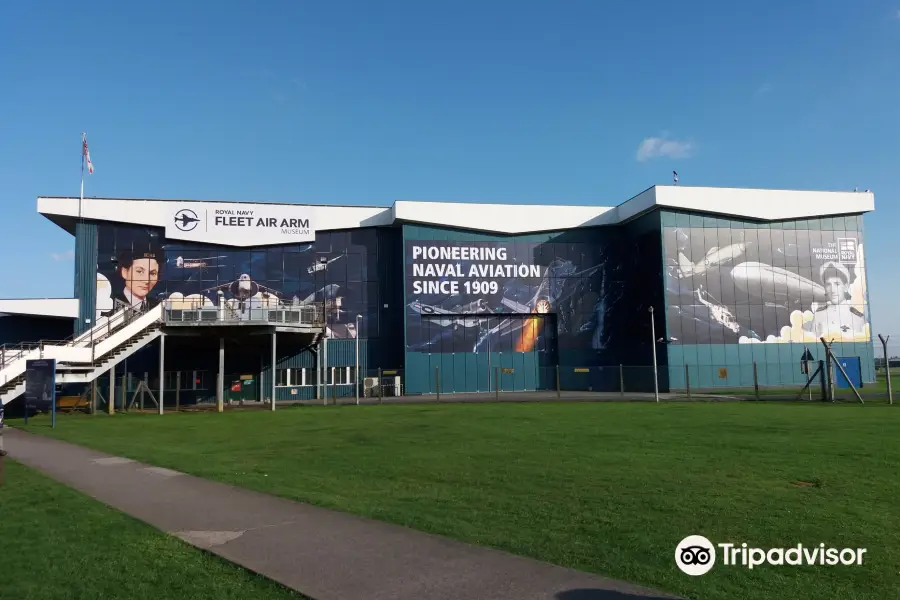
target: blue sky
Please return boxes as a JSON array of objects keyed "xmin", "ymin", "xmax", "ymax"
[{"xmin": 2, "ymin": 1, "xmax": 899, "ymax": 350}]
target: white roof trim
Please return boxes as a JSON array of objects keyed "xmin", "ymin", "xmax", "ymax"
[
  {"xmin": 392, "ymin": 200, "xmax": 617, "ymax": 233},
  {"xmin": 0, "ymin": 298, "xmax": 79, "ymax": 319},
  {"xmin": 37, "ymin": 197, "xmax": 394, "ymax": 233},
  {"xmin": 38, "ymin": 186, "xmax": 874, "ymax": 236},
  {"xmin": 653, "ymin": 186, "xmax": 874, "ymax": 222}
]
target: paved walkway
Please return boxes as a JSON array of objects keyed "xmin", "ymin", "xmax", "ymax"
[{"xmin": 6, "ymin": 428, "xmax": 679, "ymax": 600}]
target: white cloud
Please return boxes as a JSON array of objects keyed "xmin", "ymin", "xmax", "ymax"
[
  {"xmin": 635, "ymin": 136, "xmax": 695, "ymax": 162},
  {"xmin": 50, "ymin": 250, "xmax": 74, "ymax": 261},
  {"xmin": 754, "ymin": 82, "xmax": 773, "ymax": 97}
]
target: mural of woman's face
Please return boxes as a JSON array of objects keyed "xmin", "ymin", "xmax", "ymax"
[
  {"xmin": 825, "ymin": 276, "xmax": 847, "ymax": 305},
  {"xmin": 121, "ymin": 258, "xmax": 159, "ymax": 299}
]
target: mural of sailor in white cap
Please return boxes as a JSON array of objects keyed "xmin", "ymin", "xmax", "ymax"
[{"xmin": 805, "ymin": 261, "xmax": 866, "ymax": 339}]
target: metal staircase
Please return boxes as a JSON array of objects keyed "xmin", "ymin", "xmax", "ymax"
[{"xmin": 0, "ymin": 304, "xmax": 164, "ymax": 405}]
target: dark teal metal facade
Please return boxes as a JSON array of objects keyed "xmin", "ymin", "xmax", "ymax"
[
  {"xmin": 73, "ymin": 221, "xmax": 98, "ymax": 334},
  {"xmin": 660, "ymin": 210, "xmax": 875, "ymax": 388},
  {"xmin": 52, "ymin": 207, "xmax": 876, "ymax": 402},
  {"xmin": 402, "ymin": 214, "xmax": 666, "ymax": 395},
  {"xmin": 67, "ymin": 219, "xmax": 404, "ymax": 407}
]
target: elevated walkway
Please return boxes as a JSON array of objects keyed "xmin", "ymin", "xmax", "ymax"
[{"xmin": 0, "ymin": 302, "xmax": 325, "ymax": 406}]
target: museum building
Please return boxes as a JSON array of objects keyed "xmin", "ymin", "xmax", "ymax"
[{"xmin": 0, "ymin": 185, "xmax": 876, "ymax": 409}]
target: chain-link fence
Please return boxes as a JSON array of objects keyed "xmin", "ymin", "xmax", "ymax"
[
  {"xmin": 358, "ymin": 361, "xmax": 895, "ymax": 404},
  {"xmin": 29, "ymin": 356, "xmax": 898, "ymax": 415}
]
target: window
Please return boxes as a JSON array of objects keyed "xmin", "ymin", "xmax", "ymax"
[
  {"xmin": 194, "ymin": 371, "xmax": 208, "ymax": 390},
  {"xmin": 276, "ymin": 369, "xmax": 289, "ymax": 386},
  {"xmin": 329, "ymin": 367, "xmax": 356, "ymax": 385},
  {"xmin": 284, "ymin": 367, "xmax": 316, "ymax": 386}
]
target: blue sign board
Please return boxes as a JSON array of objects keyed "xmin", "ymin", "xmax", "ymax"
[{"xmin": 24, "ymin": 359, "xmax": 56, "ymax": 427}]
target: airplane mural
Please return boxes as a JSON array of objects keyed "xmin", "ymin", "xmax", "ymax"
[
  {"xmin": 663, "ymin": 226, "xmax": 869, "ymax": 344},
  {"xmin": 407, "ymin": 256, "xmax": 606, "ymax": 354},
  {"xmin": 170, "ymin": 255, "xmax": 226, "ymax": 269}
]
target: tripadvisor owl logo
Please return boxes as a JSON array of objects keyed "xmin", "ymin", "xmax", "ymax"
[
  {"xmin": 675, "ymin": 535, "xmax": 716, "ymax": 576},
  {"xmin": 675, "ymin": 535, "xmax": 867, "ymax": 575}
]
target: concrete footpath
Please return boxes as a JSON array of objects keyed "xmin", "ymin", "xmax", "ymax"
[{"xmin": 6, "ymin": 428, "xmax": 679, "ymax": 600}]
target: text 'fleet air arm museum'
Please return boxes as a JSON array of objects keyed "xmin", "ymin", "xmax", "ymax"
[{"xmin": 0, "ymin": 186, "xmax": 877, "ymax": 408}]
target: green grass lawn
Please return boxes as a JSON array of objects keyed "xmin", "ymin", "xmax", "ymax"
[
  {"xmin": 18, "ymin": 402, "xmax": 900, "ymax": 600},
  {"xmin": 0, "ymin": 460, "xmax": 304, "ymax": 600}
]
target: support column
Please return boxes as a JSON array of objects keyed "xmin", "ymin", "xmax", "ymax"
[
  {"xmin": 158, "ymin": 332, "xmax": 165, "ymax": 415},
  {"xmin": 122, "ymin": 358, "xmax": 128, "ymax": 411},
  {"xmin": 315, "ymin": 347, "xmax": 320, "ymax": 402},
  {"xmin": 217, "ymin": 337, "xmax": 225, "ymax": 413},
  {"xmin": 322, "ymin": 335, "xmax": 328, "ymax": 405},
  {"xmin": 108, "ymin": 364, "xmax": 115, "ymax": 415},
  {"xmin": 271, "ymin": 331, "xmax": 277, "ymax": 411}
]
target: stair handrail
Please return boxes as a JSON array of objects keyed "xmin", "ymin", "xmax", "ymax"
[
  {"xmin": 0, "ymin": 304, "xmax": 158, "ymax": 373},
  {"xmin": 89, "ymin": 304, "xmax": 162, "ymax": 364},
  {"xmin": 0, "ymin": 305, "xmax": 141, "ymax": 369}
]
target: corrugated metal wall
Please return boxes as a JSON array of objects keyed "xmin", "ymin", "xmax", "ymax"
[
  {"xmin": 258, "ymin": 338, "xmax": 386, "ymax": 401},
  {"xmin": 73, "ymin": 221, "xmax": 98, "ymax": 334}
]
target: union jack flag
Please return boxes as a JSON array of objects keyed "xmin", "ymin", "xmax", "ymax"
[{"xmin": 83, "ymin": 133, "xmax": 94, "ymax": 174}]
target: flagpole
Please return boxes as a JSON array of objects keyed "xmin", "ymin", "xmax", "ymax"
[{"xmin": 80, "ymin": 132, "xmax": 85, "ymax": 219}]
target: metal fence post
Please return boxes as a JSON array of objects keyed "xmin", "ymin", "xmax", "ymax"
[
  {"xmin": 435, "ymin": 366, "xmax": 440, "ymax": 401},
  {"xmin": 818, "ymin": 359, "xmax": 827, "ymax": 401},
  {"xmin": 175, "ymin": 371, "xmax": 181, "ymax": 412},
  {"xmin": 649, "ymin": 307, "xmax": 658, "ymax": 402},
  {"xmin": 619, "ymin": 364, "xmax": 624, "ymax": 396},
  {"xmin": 685, "ymin": 364, "xmax": 691, "ymax": 400},
  {"xmin": 377, "ymin": 367, "xmax": 383, "ymax": 404},
  {"xmin": 879, "ymin": 334, "xmax": 893, "ymax": 405},
  {"xmin": 495, "ymin": 367, "xmax": 499, "ymax": 401},
  {"xmin": 826, "ymin": 356, "xmax": 835, "ymax": 402},
  {"xmin": 753, "ymin": 362, "xmax": 760, "ymax": 401},
  {"xmin": 555, "ymin": 364, "xmax": 560, "ymax": 399}
]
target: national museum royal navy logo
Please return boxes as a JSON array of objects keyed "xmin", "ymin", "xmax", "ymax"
[{"xmin": 173, "ymin": 208, "xmax": 201, "ymax": 232}]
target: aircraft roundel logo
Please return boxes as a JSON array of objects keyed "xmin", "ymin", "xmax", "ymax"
[{"xmin": 174, "ymin": 208, "xmax": 200, "ymax": 232}]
